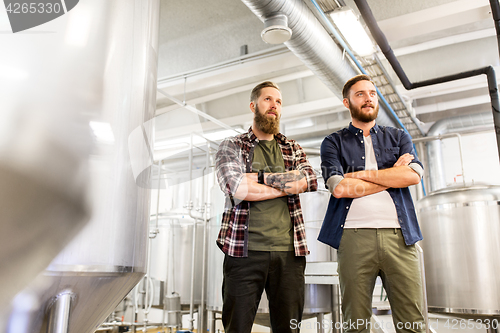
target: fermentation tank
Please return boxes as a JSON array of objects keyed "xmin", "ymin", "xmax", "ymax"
[
  {"xmin": 417, "ymin": 184, "xmax": 500, "ymax": 316},
  {"xmin": 0, "ymin": 0, "xmax": 107, "ymax": 312},
  {"xmin": 148, "ymin": 157, "xmax": 210, "ymax": 309},
  {"xmin": 207, "ymin": 188, "xmax": 334, "ymax": 326},
  {"xmin": 7, "ymin": 1, "xmax": 161, "ymax": 332},
  {"xmin": 149, "ymin": 217, "xmax": 204, "ymax": 305}
]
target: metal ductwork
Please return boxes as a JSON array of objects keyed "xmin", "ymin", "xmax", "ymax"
[
  {"xmin": 240, "ymin": 0, "xmax": 398, "ymax": 128},
  {"xmin": 426, "ymin": 112, "xmax": 494, "ymax": 192}
]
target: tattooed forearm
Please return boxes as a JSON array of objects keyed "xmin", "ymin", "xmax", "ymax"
[{"xmin": 265, "ymin": 171, "xmax": 305, "ymax": 190}]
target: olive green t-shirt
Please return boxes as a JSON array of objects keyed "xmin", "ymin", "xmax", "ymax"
[{"xmin": 248, "ymin": 139, "xmax": 294, "ymax": 251}]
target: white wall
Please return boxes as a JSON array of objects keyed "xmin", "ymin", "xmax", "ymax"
[{"xmin": 440, "ymin": 130, "xmax": 500, "ymax": 187}]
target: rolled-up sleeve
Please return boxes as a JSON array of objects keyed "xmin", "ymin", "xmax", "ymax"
[
  {"xmin": 326, "ymin": 175, "xmax": 344, "ymax": 194},
  {"xmin": 215, "ymin": 138, "xmax": 245, "ymax": 197},
  {"xmin": 409, "ymin": 163, "xmax": 424, "ymax": 179},
  {"xmin": 320, "ymin": 136, "xmax": 344, "ymax": 194},
  {"xmin": 293, "ymin": 142, "xmax": 318, "ymax": 192},
  {"xmin": 399, "ymin": 130, "xmax": 424, "ymax": 179}
]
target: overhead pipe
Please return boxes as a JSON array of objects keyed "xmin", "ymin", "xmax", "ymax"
[
  {"xmin": 240, "ymin": 0, "xmax": 401, "ymax": 129},
  {"xmin": 353, "ymin": 0, "xmax": 500, "ymax": 161},
  {"xmin": 420, "ymin": 112, "xmax": 493, "ymax": 191},
  {"xmin": 413, "ymin": 133, "xmax": 467, "ymax": 192},
  {"xmin": 491, "ymin": 0, "xmax": 500, "ymax": 58}
]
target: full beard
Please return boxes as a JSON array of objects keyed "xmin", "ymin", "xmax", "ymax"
[
  {"xmin": 254, "ymin": 105, "xmax": 280, "ymax": 135},
  {"xmin": 350, "ymin": 102, "xmax": 379, "ymax": 123}
]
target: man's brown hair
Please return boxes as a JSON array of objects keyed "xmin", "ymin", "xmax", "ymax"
[
  {"xmin": 342, "ymin": 74, "xmax": 375, "ymax": 99},
  {"xmin": 250, "ymin": 81, "xmax": 280, "ymax": 103}
]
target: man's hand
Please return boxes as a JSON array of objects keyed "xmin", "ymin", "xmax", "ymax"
[{"xmin": 394, "ymin": 153, "xmax": 414, "ymax": 167}]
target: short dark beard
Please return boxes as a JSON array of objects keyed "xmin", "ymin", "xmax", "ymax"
[
  {"xmin": 349, "ymin": 101, "xmax": 379, "ymax": 123},
  {"xmin": 254, "ymin": 104, "xmax": 280, "ymax": 135}
]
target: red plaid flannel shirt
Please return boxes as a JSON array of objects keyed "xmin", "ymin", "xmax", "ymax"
[{"xmin": 215, "ymin": 127, "xmax": 318, "ymax": 257}]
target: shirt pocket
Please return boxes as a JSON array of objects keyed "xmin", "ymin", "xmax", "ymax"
[{"xmin": 381, "ymin": 146, "xmax": 400, "ymax": 167}]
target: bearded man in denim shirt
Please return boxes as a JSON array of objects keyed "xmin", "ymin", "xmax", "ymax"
[{"xmin": 318, "ymin": 74, "xmax": 425, "ymax": 333}]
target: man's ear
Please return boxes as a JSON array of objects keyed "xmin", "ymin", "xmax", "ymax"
[
  {"xmin": 250, "ymin": 101, "xmax": 256, "ymax": 113},
  {"xmin": 342, "ymin": 98, "xmax": 350, "ymax": 109}
]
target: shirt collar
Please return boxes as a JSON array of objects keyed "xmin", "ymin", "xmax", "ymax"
[
  {"xmin": 246, "ymin": 127, "xmax": 285, "ymax": 144},
  {"xmin": 348, "ymin": 122, "xmax": 379, "ymax": 136},
  {"xmin": 246, "ymin": 127, "xmax": 258, "ymax": 142}
]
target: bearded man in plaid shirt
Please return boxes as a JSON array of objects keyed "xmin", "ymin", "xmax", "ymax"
[{"xmin": 215, "ymin": 81, "xmax": 318, "ymax": 333}]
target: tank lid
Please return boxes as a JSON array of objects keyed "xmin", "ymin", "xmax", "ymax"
[{"xmin": 428, "ymin": 183, "xmax": 500, "ymax": 196}]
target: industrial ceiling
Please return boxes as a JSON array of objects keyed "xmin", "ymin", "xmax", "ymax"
[{"xmin": 154, "ymin": 0, "xmax": 498, "ymax": 152}]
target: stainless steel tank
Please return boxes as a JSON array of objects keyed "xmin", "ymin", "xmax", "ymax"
[
  {"xmin": 148, "ymin": 162, "xmax": 209, "ymax": 307},
  {"xmin": 149, "ymin": 217, "xmax": 205, "ymax": 305},
  {"xmin": 8, "ymin": 1, "xmax": 161, "ymax": 332},
  {"xmin": 417, "ymin": 184, "xmax": 500, "ymax": 316},
  {"xmin": 207, "ymin": 188, "xmax": 334, "ymax": 325},
  {"xmin": 0, "ymin": 0, "xmax": 107, "ymax": 311}
]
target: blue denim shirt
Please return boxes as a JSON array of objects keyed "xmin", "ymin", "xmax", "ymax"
[{"xmin": 318, "ymin": 123, "xmax": 423, "ymax": 249}]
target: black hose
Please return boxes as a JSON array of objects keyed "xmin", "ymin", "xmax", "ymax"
[{"xmin": 354, "ymin": 0, "xmax": 413, "ymax": 90}]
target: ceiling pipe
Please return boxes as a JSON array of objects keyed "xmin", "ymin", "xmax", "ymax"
[
  {"xmin": 240, "ymin": 0, "xmax": 399, "ymax": 129},
  {"xmin": 491, "ymin": 0, "xmax": 500, "ymax": 59},
  {"xmin": 353, "ymin": 0, "xmax": 500, "ymax": 162}
]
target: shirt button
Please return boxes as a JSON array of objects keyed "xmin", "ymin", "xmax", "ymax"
[
  {"xmin": 244, "ymin": 226, "xmax": 248, "ymax": 230},
  {"xmin": 361, "ymin": 141, "xmax": 363, "ymax": 143},
  {"xmin": 361, "ymin": 156, "xmax": 365, "ymax": 159},
  {"xmin": 341, "ymin": 225, "xmax": 344, "ymax": 227},
  {"xmin": 346, "ymin": 206, "xmax": 349, "ymax": 209}
]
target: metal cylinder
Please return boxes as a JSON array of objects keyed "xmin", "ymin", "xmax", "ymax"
[
  {"xmin": 165, "ymin": 293, "xmax": 181, "ymax": 327},
  {"xmin": 47, "ymin": 292, "xmax": 73, "ymax": 333},
  {"xmin": 0, "ymin": 0, "xmax": 106, "ymax": 309},
  {"xmin": 149, "ymin": 218, "xmax": 205, "ymax": 305},
  {"xmin": 148, "ymin": 166, "xmax": 209, "ymax": 306},
  {"xmin": 10, "ymin": 1, "xmax": 161, "ymax": 333},
  {"xmin": 417, "ymin": 184, "xmax": 500, "ymax": 316}
]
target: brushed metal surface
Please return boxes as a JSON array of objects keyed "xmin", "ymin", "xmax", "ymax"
[
  {"xmin": 0, "ymin": 0, "xmax": 109, "ymax": 308},
  {"xmin": 6, "ymin": 1, "xmax": 161, "ymax": 332},
  {"xmin": 149, "ymin": 218, "xmax": 205, "ymax": 305},
  {"xmin": 417, "ymin": 185, "xmax": 500, "ymax": 316},
  {"xmin": 29, "ymin": 271, "xmax": 144, "ymax": 333}
]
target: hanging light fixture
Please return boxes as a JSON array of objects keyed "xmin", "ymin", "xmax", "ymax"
[{"xmin": 261, "ymin": 13, "xmax": 292, "ymax": 44}]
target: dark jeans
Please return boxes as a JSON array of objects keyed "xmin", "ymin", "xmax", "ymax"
[{"xmin": 222, "ymin": 250, "xmax": 306, "ymax": 333}]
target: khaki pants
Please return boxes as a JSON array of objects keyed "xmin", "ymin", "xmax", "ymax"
[{"xmin": 337, "ymin": 228, "xmax": 425, "ymax": 333}]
